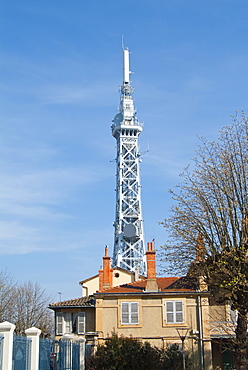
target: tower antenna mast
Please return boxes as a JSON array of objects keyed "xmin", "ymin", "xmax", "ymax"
[{"xmin": 111, "ymin": 48, "xmax": 146, "ymax": 275}]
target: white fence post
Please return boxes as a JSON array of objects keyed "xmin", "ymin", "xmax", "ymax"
[
  {"xmin": 25, "ymin": 327, "xmax": 41, "ymax": 370},
  {"xmin": 0, "ymin": 321, "xmax": 15, "ymax": 370},
  {"xmin": 61, "ymin": 334, "xmax": 73, "ymax": 369},
  {"xmin": 76, "ymin": 337, "xmax": 86, "ymax": 370}
]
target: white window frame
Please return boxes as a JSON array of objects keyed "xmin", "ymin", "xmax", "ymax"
[
  {"xmin": 64, "ymin": 312, "xmax": 72, "ymax": 334},
  {"xmin": 56, "ymin": 313, "xmax": 64, "ymax": 335},
  {"xmin": 165, "ymin": 301, "xmax": 184, "ymax": 324},
  {"xmin": 56, "ymin": 311, "xmax": 86, "ymax": 335},
  {"xmin": 121, "ymin": 302, "xmax": 139, "ymax": 325},
  {"xmin": 78, "ymin": 312, "xmax": 86, "ymax": 334}
]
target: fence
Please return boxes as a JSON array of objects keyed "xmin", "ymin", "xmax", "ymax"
[
  {"xmin": 13, "ymin": 335, "xmax": 31, "ymax": 370},
  {"xmin": 54, "ymin": 338, "xmax": 85, "ymax": 370},
  {"xmin": 0, "ymin": 321, "xmax": 86, "ymax": 370},
  {"xmin": 39, "ymin": 338, "xmax": 52, "ymax": 370}
]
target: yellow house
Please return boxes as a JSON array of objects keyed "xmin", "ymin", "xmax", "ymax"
[{"xmin": 49, "ymin": 243, "xmax": 236, "ymax": 369}]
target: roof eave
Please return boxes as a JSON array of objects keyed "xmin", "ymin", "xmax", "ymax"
[
  {"xmin": 94, "ymin": 290, "xmax": 209, "ymax": 298},
  {"xmin": 48, "ymin": 304, "xmax": 95, "ymax": 310}
]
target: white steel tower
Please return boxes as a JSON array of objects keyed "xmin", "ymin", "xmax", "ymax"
[{"xmin": 111, "ymin": 48, "xmax": 146, "ymax": 275}]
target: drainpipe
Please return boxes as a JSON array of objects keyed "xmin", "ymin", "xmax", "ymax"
[{"xmin": 197, "ymin": 294, "xmax": 204, "ymax": 370}]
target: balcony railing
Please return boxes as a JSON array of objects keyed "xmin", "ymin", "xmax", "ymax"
[{"xmin": 210, "ymin": 321, "xmax": 236, "ymax": 338}]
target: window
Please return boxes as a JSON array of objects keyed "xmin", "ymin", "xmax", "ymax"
[
  {"xmin": 165, "ymin": 301, "xmax": 184, "ymax": 324},
  {"xmin": 56, "ymin": 313, "xmax": 63, "ymax": 335},
  {"xmin": 55, "ymin": 312, "xmax": 86, "ymax": 335},
  {"xmin": 64, "ymin": 312, "xmax": 72, "ymax": 334},
  {"xmin": 78, "ymin": 312, "xmax": 85, "ymax": 334},
  {"xmin": 121, "ymin": 302, "xmax": 139, "ymax": 325}
]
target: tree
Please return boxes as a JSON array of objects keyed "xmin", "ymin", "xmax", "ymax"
[
  {"xmin": 86, "ymin": 332, "xmax": 194, "ymax": 370},
  {"xmin": 0, "ymin": 274, "xmax": 53, "ymax": 337},
  {"xmin": 162, "ymin": 343, "xmax": 193, "ymax": 370},
  {"xmin": 0, "ymin": 269, "xmax": 16, "ymax": 321},
  {"xmin": 86, "ymin": 332, "xmax": 162, "ymax": 370},
  {"xmin": 10, "ymin": 281, "xmax": 53, "ymax": 336},
  {"xmin": 160, "ymin": 113, "xmax": 248, "ymax": 370}
]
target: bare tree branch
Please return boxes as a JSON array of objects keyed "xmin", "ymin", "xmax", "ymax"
[{"xmin": 160, "ymin": 113, "xmax": 248, "ymax": 370}]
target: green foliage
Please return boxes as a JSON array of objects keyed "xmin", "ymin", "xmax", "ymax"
[
  {"xmin": 86, "ymin": 332, "xmax": 194, "ymax": 370},
  {"xmin": 162, "ymin": 343, "xmax": 193, "ymax": 370}
]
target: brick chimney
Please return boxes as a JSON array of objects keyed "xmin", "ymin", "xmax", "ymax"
[
  {"xmin": 145, "ymin": 241, "xmax": 158, "ymax": 292},
  {"xmin": 195, "ymin": 232, "xmax": 205, "ymax": 262},
  {"xmin": 99, "ymin": 246, "xmax": 113, "ymax": 291}
]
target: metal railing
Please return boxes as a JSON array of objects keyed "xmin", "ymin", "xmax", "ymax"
[
  {"xmin": 56, "ymin": 339, "xmax": 81, "ymax": 370},
  {"xmin": 39, "ymin": 338, "xmax": 52, "ymax": 370},
  {"xmin": 13, "ymin": 335, "xmax": 31, "ymax": 370},
  {"xmin": 210, "ymin": 321, "xmax": 236, "ymax": 337},
  {"xmin": 0, "ymin": 321, "xmax": 86, "ymax": 370}
]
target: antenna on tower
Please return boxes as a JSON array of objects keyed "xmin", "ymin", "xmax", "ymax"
[{"xmin": 123, "ymin": 48, "xmax": 130, "ymax": 84}]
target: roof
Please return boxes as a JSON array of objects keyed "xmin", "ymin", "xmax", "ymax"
[
  {"xmin": 49, "ymin": 295, "xmax": 95, "ymax": 309},
  {"xmin": 49, "ymin": 276, "xmax": 204, "ymax": 308},
  {"xmin": 95, "ymin": 276, "xmax": 199, "ymax": 294}
]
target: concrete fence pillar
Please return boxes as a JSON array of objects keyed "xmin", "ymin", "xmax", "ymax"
[
  {"xmin": 25, "ymin": 327, "xmax": 41, "ymax": 370},
  {"xmin": 76, "ymin": 337, "xmax": 86, "ymax": 370},
  {"xmin": 61, "ymin": 334, "xmax": 73, "ymax": 369},
  {"xmin": 0, "ymin": 321, "xmax": 16, "ymax": 370}
]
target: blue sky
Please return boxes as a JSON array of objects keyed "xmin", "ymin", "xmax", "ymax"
[{"xmin": 1, "ymin": 0, "xmax": 248, "ymax": 301}]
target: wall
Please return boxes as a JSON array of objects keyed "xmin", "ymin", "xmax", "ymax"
[
  {"xmin": 95, "ymin": 294, "xmax": 204, "ymax": 348},
  {"xmin": 54, "ymin": 307, "xmax": 95, "ymax": 341},
  {"xmin": 81, "ymin": 269, "xmax": 138, "ymax": 296}
]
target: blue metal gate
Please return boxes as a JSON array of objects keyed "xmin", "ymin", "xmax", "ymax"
[
  {"xmin": 55, "ymin": 339, "xmax": 81, "ymax": 370},
  {"xmin": 39, "ymin": 338, "xmax": 52, "ymax": 370},
  {"xmin": 13, "ymin": 335, "xmax": 31, "ymax": 370},
  {"xmin": 58, "ymin": 340, "xmax": 72, "ymax": 370},
  {"xmin": 72, "ymin": 341, "xmax": 80, "ymax": 369}
]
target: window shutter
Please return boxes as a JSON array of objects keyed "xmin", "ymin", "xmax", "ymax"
[
  {"xmin": 78, "ymin": 312, "xmax": 85, "ymax": 334},
  {"xmin": 121, "ymin": 302, "xmax": 129, "ymax": 324},
  {"xmin": 130, "ymin": 302, "xmax": 139, "ymax": 324},
  {"xmin": 64, "ymin": 313, "xmax": 72, "ymax": 334},
  {"xmin": 56, "ymin": 313, "xmax": 63, "ymax": 335},
  {"xmin": 175, "ymin": 301, "xmax": 184, "ymax": 323},
  {"xmin": 166, "ymin": 302, "xmax": 174, "ymax": 323}
]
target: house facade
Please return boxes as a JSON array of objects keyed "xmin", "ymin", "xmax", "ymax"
[{"xmin": 49, "ymin": 242, "xmax": 236, "ymax": 369}]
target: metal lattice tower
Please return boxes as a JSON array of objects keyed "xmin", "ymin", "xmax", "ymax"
[{"xmin": 111, "ymin": 47, "xmax": 146, "ymax": 275}]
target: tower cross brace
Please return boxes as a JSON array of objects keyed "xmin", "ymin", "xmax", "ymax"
[{"xmin": 111, "ymin": 48, "xmax": 146, "ymax": 275}]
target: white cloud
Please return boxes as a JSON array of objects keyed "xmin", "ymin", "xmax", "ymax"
[
  {"xmin": 38, "ymin": 82, "xmax": 116, "ymax": 106},
  {"xmin": 143, "ymin": 152, "xmax": 190, "ymax": 180},
  {"xmin": 0, "ymin": 219, "xmax": 112, "ymax": 255},
  {"xmin": 0, "ymin": 160, "xmax": 112, "ymax": 255},
  {"xmin": 0, "ymin": 165, "xmax": 111, "ymax": 221},
  {"xmin": 0, "ymin": 53, "xmax": 118, "ymax": 108},
  {"xmin": 0, "ymin": 143, "xmax": 58, "ymax": 163}
]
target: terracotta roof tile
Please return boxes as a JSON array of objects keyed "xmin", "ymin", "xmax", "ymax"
[
  {"xmin": 49, "ymin": 296, "xmax": 95, "ymax": 308},
  {"xmin": 96, "ymin": 276, "xmax": 197, "ymax": 294}
]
